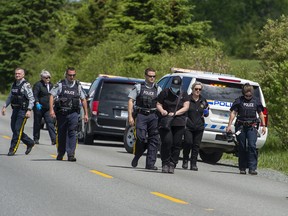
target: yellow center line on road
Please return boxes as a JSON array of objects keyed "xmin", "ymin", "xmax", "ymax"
[
  {"xmin": 151, "ymin": 192, "xmax": 188, "ymax": 204},
  {"xmin": 50, "ymin": 154, "xmax": 57, "ymax": 159},
  {"xmin": 90, "ymin": 169, "xmax": 113, "ymax": 179},
  {"xmin": 2, "ymin": 135, "xmax": 11, "ymax": 140}
]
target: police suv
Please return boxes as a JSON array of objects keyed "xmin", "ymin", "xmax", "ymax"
[{"xmin": 157, "ymin": 67, "xmax": 268, "ymax": 163}]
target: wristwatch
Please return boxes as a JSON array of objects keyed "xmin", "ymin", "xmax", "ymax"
[{"xmin": 27, "ymin": 108, "xmax": 32, "ymax": 111}]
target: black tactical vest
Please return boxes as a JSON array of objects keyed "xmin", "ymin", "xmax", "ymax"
[
  {"xmin": 237, "ymin": 97, "xmax": 257, "ymax": 121},
  {"xmin": 56, "ymin": 80, "xmax": 80, "ymax": 111},
  {"xmin": 136, "ymin": 84, "xmax": 157, "ymax": 109},
  {"xmin": 11, "ymin": 81, "xmax": 29, "ymax": 109}
]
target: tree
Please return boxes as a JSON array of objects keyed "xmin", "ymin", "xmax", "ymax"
[
  {"xmin": 105, "ymin": 0, "xmax": 214, "ymax": 59},
  {"xmin": 0, "ymin": 0, "xmax": 64, "ymax": 92},
  {"xmin": 65, "ymin": 0, "xmax": 117, "ymax": 64},
  {"xmin": 190, "ymin": 0, "xmax": 288, "ymax": 58},
  {"xmin": 255, "ymin": 15, "xmax": 288, "ymax": 147}
]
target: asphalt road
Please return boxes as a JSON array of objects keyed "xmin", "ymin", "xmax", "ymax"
[{"xmin": 0, "ymin": 103, "xmax": 287, "ymax": 216}]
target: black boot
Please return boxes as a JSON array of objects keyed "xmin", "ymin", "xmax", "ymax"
[
  {"xmin": 190, "ymin": 160, "xmax": 198, "ymax": 171},
  {"xmin": 131, "ymin": 156, "xmax": 139, "ymax": 168},
  {"xmin": 182, "ymin": 160, "xmax": 188, "ymax": 169}
]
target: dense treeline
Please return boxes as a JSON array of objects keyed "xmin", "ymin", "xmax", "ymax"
[{"xmin": 0, "ymin": 0, "xmax": 288, "ymax": 146}]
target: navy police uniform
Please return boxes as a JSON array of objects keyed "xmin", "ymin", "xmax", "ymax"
[
  {"xmin": 129, "ymin": 83, "xmax": 161, "ymax": 169},
  {"xmin": 4, "ymin": 79, "xmax": 35, "ymax": 155},
  {"xmin": 33, "ymin": 80, "xmax": 56, "ymax": 144},
  {"xmin": 230, "ymin": 95, "xmax": 264, "ymax": 172},
  {"xmin": 50, "ymin": 79, "xmax": 86, "ymax": 160}
]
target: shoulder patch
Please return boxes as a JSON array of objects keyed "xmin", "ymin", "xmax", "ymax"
[{"xmin": 26, "ymin": 83, "xmax": 32, "ymax": 89}]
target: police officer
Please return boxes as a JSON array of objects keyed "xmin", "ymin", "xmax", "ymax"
[
  {"xmin": 49, "ymin": 67, "xmax": 88, "ymax": 162},
  {"xmin": 226, "ymin": 83, "xmax": 267, "ymax": 175},
  {"xmin": 128, "ymin": 68, "xmax": 161, "ymax": 170},
  {"xmin": 1, "ymin": 68, "xmax": 35, "ymax": 156},
  {"xmin": 33, "ymin": 70, "xmax": 56, "ymax": 145},
  {"xmin": 183, "ymin": 81, "xmax": 209, "ymax": 171}
]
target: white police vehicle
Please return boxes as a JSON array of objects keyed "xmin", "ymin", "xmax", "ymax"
[{"xmin": 157, "ymin": 67, "xmax": 268, "ymax": 163}]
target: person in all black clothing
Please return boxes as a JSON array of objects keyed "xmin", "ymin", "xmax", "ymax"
[
  {"xmin": 33, "ymin": 70, "xmax": 56, "ymax": 145},
  {"xmin": 156, "ymin": 76, "xmax": 189, "ymax": 174},
  {"xmin": 182, "ymin": 82, "xmax": 209, "ymax": 171}
]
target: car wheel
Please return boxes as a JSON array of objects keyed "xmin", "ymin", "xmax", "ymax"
[
  {"xmin": 199, "ymin": 150, "xmax": 223, "ymax": 164},
  {"xmin": 83, "ymin": 123, "xmax": 94, "ymax": 145},
  {"xmin": 124, "ymin": 125, "xmax": 136, "ymax": 153}
]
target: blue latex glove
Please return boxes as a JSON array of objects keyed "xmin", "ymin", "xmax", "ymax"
[
  {"xmin": 36, "ymin": 103, "xmax": 42, "ymax": 111},
  {"xmin": 203, "ymin": 108, "xmax": 209, "ymax": 116}
]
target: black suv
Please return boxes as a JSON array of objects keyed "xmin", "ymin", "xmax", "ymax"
[{"xmin": 82, "ymin": 75, "xmax": 144, "ymax": 144}]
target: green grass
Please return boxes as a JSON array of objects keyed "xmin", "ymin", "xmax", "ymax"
[
  {"xmin": 222, "ymin": 130, "xmax": 288, "ymax": 175},
  {"xmin": 223, "ymin": 150, "xmax": 288, "ymax": 176},
  {"xmin": 0, "ymin": 94, "xmax": 7, "ymax": 101}
]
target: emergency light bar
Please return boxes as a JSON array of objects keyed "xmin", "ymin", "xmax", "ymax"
[{"xmin": 170, "ymin": 67, "xmax": 236, "ymax": 77}]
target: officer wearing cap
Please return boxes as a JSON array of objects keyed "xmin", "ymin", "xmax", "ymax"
[
  {"xmin": 1, "ymin": 68, "xmax": 35, "ymax": 156},
  {"xmin": 49, "ymin": 67, "xmax": 88, "ymax": 162},
  {"xmin": 156, "ymin": 76, "xmax": 189, "ymax": 174},
  {"xmin": 226, "ymin": 83, "xmax": 266, "ymax": 175},
  {"xmin": 128, "ymin": 68, "xmax": 162, "ymax": 170},
  {"xmin": 33, "ymin": 70, "xmax": 56, "ymax": 145}
]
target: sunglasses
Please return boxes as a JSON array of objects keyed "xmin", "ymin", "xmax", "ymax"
[
  {"xmin": 67, "ymin": 74, "xmax": 76, "ymax": 77},
  {"xmin": 146, "ymin": 75, "xmax": 156, "ymax": 78},
  {"xmin": 43, "ymin": 77, "xmax": 51, "ymax": 79},
  {"xmin": 194, "ymin": 88, "xmax": 202, "ymax": 91}
]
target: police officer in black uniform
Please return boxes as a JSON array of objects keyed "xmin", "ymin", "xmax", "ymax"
[
  {"xmin": 1, "ymin": 68, "xmax": 35, "ymax": 156},
  {"xmin": 33, "ymin": 70, "xmax": 56, "ymax": 145},
  {"xmin": 227, "ymin": 83, "xmax": 267, "ymax": 175},
  {"xmin": 183, "ymin": 81, "xmax": 209, "ymax": 171},
  {"xmin": 128, "ymin": 68, "xmax": 161, "ymax": 170},
  {"xmin": 49, "ymin": 67, "xmax": 88, "ymax": 162}
]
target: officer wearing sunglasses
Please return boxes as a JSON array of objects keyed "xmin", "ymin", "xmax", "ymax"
[
  {"xmin": 227, "ymin": 83, "xmax": 266, "ymax": 175},
  {"xmin": 49, "ymin": 67, "xmax": 88, "ymax": 162},
  {"xmin": 182, "ymin": 81, "xmax": 209, "ymax": 171}
]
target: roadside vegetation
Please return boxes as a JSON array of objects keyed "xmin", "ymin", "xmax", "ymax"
[{"xmin": 0, "ymin": 0, "xmax": 287, "ymax": 175}]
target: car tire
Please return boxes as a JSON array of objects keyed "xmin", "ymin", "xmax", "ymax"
[
  {"xmin": 83, "ymin": 123, "xmax": 94, "ymax": 145},
  {"xmin": 123, "ymin": 125, "xmax": 136, "ymax": 153},
  {"xmin": 199, "ymin": 150, "xmax": 223, "ymax": 164}
]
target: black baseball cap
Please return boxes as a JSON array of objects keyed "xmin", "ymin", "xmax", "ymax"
[{"xmin": 171, "ymin": 76, "xmax": 182, "ymax": 88}]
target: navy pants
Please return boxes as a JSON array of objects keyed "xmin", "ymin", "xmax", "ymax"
[
  {"xmin": 235, "ymin": 125, "xmax": 258, "ymax": 171},
  {"xmin": 159, "ymin": 126, "xmax": 185, "ymax": 167},
  {"xmin": 134, "ymin": 113, "xmax": 159, "ymax": 168},
  {"xmin": 10, "ymin": 108, "xmax": 34, "ymax": 153},
  {"xmin": 56, "ymin": 112, "xmax": 78, "ymax": 156},
  {"xmin": 33, "ymin": 107, "xmax": 56, "ymax": 142}
]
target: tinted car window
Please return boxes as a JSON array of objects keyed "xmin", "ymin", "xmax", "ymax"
[
  {"xmin": 99, "ymin": 82, "xmax": 135, "ymax": 101},
  {"xmin": 196, "ymin": 78, "xmax": 260, "ymax": 102},
  {"xmin": 158, "ymin": 76, "xmax": 192, "ymax": 91},
  {"xmin": 157, "ymin": 77, "xmax": 169, "ymax": 89}
]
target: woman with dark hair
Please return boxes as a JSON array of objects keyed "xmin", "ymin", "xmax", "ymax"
[
  {"xmin": 156, "ymin": 76, "xmax": 189, "ymax": 174},
  {"xmin": 182, "ymin": 81, "xmax": 209, "ymax": 171}
]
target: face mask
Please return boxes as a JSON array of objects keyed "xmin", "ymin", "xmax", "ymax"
[{"xmin": 170, "ymin": 87, "xmax": 180, "ymax": 94}]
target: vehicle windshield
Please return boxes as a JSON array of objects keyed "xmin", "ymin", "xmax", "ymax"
[
  {"xmin": 100, "ymin": 82, "xmax": 135, "ymax": 101},
  {"xmin": 196, "ymin": 78, "xmax": 260, "ymax": 102}
]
